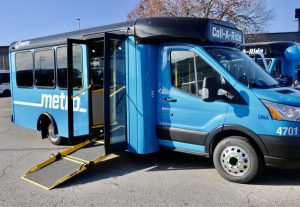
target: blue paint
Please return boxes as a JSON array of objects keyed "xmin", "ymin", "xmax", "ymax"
[
  {"xmin": 10, "ymin": 45, "xmax": 89, "ymax": 138},
  {"xmin": 158, "ymin": 139, "xmax": 205, "ymax": 153}
]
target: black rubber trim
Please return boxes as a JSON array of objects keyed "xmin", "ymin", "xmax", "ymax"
[
  {"xmin": 205, "ymin": 125, "xmax": 269, "ymax": 156},
  {"xmin": 37, "ymin": 112, "xmax": 58, "ymax": 134},
  {"xmin": 157, "ymin": 126, "xmax": 208, "ymax": 145},
  {"xmin": 204, "ymin": 125, "xmax": 223, "ymax": 154},
  {"xmin": 259, "ymin": 135, "xmax": 300, "ymax": 159},
  {"xmin": 264, "ymin": 156, "xmax": 300, "ymax": 169}
]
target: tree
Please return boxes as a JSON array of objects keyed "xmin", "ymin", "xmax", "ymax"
[{"xmin": 127, "ymin": 0, "xmax": 274, "ymax": 34}]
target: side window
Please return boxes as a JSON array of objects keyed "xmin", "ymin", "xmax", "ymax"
[
  {"xmin": 170, "ymin": 50, "xmax": 221, "ymax": 97},
  {"xmin": 57, "ymin": 45, "xmax": 83, "ymax": 89},
  {"xmin": 72, "ymin": 45, "xmax": 83, "ymax": 88},
  {"xmin": 272, "ymin": 60, "xmax": 281, "ymax": 78},
  {"xmin": 56, "ymin": 45, "xmax": 83, "ymax": 88},
  {"xmin": 57, "ymin": 46, "xmax": 67, "ymax": 88},
  {"xmin": 196, "ymin": 55, "xmax": 221, "ymax": 93},
  {"xmin": 34, "ymin": 49, "xmax": 55, "ymax": 87},
  {"xmin": 171, "ymin": 51, "xmax": 197, "ymax": 95},
  {"xmin": 15, "ymin": 51, "xmax": 33, "ymax": 87}
]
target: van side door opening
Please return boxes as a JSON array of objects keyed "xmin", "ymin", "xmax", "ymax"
[{"xmin": 104, "ymin": 33, "xmax": 127, "ymax": 153}]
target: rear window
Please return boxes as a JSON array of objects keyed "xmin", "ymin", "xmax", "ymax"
[{"xmin": 15, "ymin": 51, "xmax": 33, "ymax": 87}]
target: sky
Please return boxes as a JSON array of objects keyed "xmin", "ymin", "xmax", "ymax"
[{"xmin": 0, "ymin": 0, "xmax": 299, "ymax": 46}]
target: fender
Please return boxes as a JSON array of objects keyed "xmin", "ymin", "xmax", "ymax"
[
  {"xmin": 205, "ymin": 125, "xmax": 269, "ymax": 156},
  {"xmin": 37, "ymin": 112, "xmax": 58, "ymax": 134}
]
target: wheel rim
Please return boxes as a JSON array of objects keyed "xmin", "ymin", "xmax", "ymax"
[
  {"xmin": 48, "ymin": 123, "xmax": 59, "ymax": 142},
  {"xmin": 220, "ymin": 146, "xmax": 250, "ymax": 177}
]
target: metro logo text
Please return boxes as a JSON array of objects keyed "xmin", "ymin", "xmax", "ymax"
[{"xmin": 41, "ymin": 92, "xmax": 85, "ymax": 112}]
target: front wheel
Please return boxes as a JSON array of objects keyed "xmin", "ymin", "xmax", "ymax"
[
  {"xmin": 213, "ymin": 136, "xmax": 263, "ymax": 183},
  {"xmin": 47, "ymin": 121, "xmax": 62, "ymax": 145}
]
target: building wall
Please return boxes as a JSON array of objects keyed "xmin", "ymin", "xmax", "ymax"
[
  {"xmin": 246, "ymin": 32, "xmax": 300, "ymax": 43},
  {"xmin": 0, "ymin": 46, "xmax": 9, "ymax": 70}
]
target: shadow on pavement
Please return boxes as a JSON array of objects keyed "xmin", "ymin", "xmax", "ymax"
[
  {"xmin": 58, "ymin": 150, "xmax": 300, "ymax": 188},
  {"xmin": 253, "ymin": 168, "xmax": 300, "ymax": 186},
  {"xmin": 58, "ymin": 150, "xmax": 214, "ymax": 188}
]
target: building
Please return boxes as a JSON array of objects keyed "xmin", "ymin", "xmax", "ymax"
[
  {"xmin": 0, "ymin": 46, "xmax": 9, "ymax": 70},
  {"xmin": 246, "ymin": 9, "xmax": 300, "ymax": 43}
]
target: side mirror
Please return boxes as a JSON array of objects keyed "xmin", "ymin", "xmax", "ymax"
[{"xmin": 202, "ymin": 76, "xmax": 218, "ymax": 102}]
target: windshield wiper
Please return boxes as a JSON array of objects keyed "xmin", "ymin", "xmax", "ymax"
[{"xmin": 268, "ymin": 84, "xmax": 282, "ymax": 88}]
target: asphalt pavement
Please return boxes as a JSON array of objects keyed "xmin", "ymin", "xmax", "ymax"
[{"xmin": 1, "ymin": 97, "xmax": 300, "ymax": 207}]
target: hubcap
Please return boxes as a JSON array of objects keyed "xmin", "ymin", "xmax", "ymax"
[
  {"xmin": 220, "ymin": 146, "xmax": 250, "ymax": 176},
  {"xmin": 48, "ymin": 123, "xmax": 58, "ymax": 141}
]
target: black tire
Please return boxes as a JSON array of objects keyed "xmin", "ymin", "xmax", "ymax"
[
  {"xmin": 3, "ymin": 90, "xmax": 10, "ymax": 97},
  {"xmin": 46, "ymin": 121, "xmax": 62, "ymax": 145},
  {"xmin": 213, "ymin": 136, "xmax": 263, "ymax": 183}
]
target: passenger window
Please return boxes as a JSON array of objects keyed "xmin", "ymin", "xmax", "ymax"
[
  {"xmin": 34, "ymin": 49, "xmax": 55, "ymax": 87},
  {"xmin": 171, "ymin": 51, "xmax": 197, "ymax": 95},
  {"xmin": 196, "ymin": 55, "xmax": 221, "ymax": 94},
  {"xmin": 57, "ymin": 47, "xmax": 67, "ymax": 88},
  {"xmin": 57, "ymin": 45, "xmax": 83, "ymax": 89},
  {"xmin": 72, "ymin": 45, "xmax": 83, "ymax": 88},
  {"xmin": 272, "ymin": 60, "xmax": 281, "ymax": 78},
  {"xmin": 171, "ymin": 50, "xmax": 221, "ymax": 97},
  {"xmin": 15, "ymin": 51, "xmax": 33, "ymax": 87}
]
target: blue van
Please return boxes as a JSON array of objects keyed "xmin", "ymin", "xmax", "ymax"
[
  {"xmin": 244, "ymin": 41, "xmax": 300, "ymax": 86},
  {"xmin": 10, "ymin": 17, "xmax": 300, "ymax": 183}
]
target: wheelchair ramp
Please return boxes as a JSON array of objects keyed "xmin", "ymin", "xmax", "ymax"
[{"xmin": 21, "ymin": 139, "xmax": 111, "ymax": 190}]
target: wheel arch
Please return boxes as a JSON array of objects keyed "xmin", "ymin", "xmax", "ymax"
[
  {"xmin": 3, "ymin": 89, "xmax": 11, "ymax": 96},
  {"xmin": 205, "ymin": 125, "xmax": 269, "ymax": 158},
  {"xmin": 37, "ymin": 112, "xmax": 58, "ymax": 139}
]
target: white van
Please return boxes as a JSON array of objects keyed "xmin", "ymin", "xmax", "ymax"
[{"xmin": 0, "ymin": 70, "xmax": 10, "ymax": 96}]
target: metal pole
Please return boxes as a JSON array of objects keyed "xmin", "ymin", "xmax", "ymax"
[{"xmin": 76, "ymin": 18, "xmax": 81, "ymax": 30}]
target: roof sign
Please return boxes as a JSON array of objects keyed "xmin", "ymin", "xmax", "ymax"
[{"xmin": 210, "ymin": 24, "xmax": 243, "ymax": 44}]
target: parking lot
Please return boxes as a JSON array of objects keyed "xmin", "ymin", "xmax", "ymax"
[{"xmin": 0, "ymin": 97, "xmax": 300, "ymax": 207}]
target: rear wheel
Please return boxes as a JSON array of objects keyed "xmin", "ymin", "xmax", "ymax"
[
  {"xmin": 3, "ymin": 90, "xmax": 10, "ymax": 97},
  {"xmin": 47, "ymin": 121, "xmax": 62, "ymax": 145},
  {"xmin": 213, "ymin": 136, "xmax": 263, "ymax": 183}
]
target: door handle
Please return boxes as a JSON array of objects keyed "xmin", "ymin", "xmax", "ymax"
[{"xmin": 164, "ymin": 97, "xmax": 177, "ymax": 102}]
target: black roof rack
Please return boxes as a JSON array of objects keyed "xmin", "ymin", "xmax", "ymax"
[{"xmin": 10, "ymin": 17, "xmax": 243, "ymax": 51}]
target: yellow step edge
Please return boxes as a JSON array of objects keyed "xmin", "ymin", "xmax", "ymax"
[
  {"xmin": 65, "ymin": 155, "xmax": 89, "ymax": 163},
  {"xmin": 21, "ymin": 176, "xmax": 51, "ymax": 190},
  {"xmin": 62, "ymin": 157, "xmax": 85, "ymax": 165}
]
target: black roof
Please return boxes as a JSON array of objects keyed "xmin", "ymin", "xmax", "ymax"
[
  {"xmin": 10, "ymin": 17, "xmax": 242, "ymax": 51},
  {"xmin": 244, "ymin": 41, "xmax": 295, "ymax": 57}
]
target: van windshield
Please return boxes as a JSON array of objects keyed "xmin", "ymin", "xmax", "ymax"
[{"xmin": 204, "ymin": 47, "xmax": 279, "ymax": 89}]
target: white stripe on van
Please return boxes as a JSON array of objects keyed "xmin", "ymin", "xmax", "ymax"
[{"xmin": 14, "ymin": 101, "xmax": 43, "ymax": 107}]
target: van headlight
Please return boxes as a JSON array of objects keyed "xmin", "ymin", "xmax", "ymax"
[{"xmin": 261, "ymin": 100, "xmax": 300, "ymax": 122}]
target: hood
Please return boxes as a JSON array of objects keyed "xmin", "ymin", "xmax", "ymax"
[{"xmin": 252, "ymin": 87, "xmax": 300, "ymax": 107}]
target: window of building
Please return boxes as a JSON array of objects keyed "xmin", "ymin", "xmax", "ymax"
[
  {"xmin": 15, "ymin": 51, "xmax": 33, "ymax": 87},
  {"xmin": 34, "ymin": 49, "xmax": 55, "ymax": 87},
  {"xmin": 0, "ymin": 47, "xmax": 9, "ymax": 70}
]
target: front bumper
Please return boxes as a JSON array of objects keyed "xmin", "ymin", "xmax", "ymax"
[
  {"xmin": 264, "ymin": 156, "xmax": 300, "ymax": 169},
  {"xmin": 260, "ymin": 135, "xmax": 300, "ymax": 168}
]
